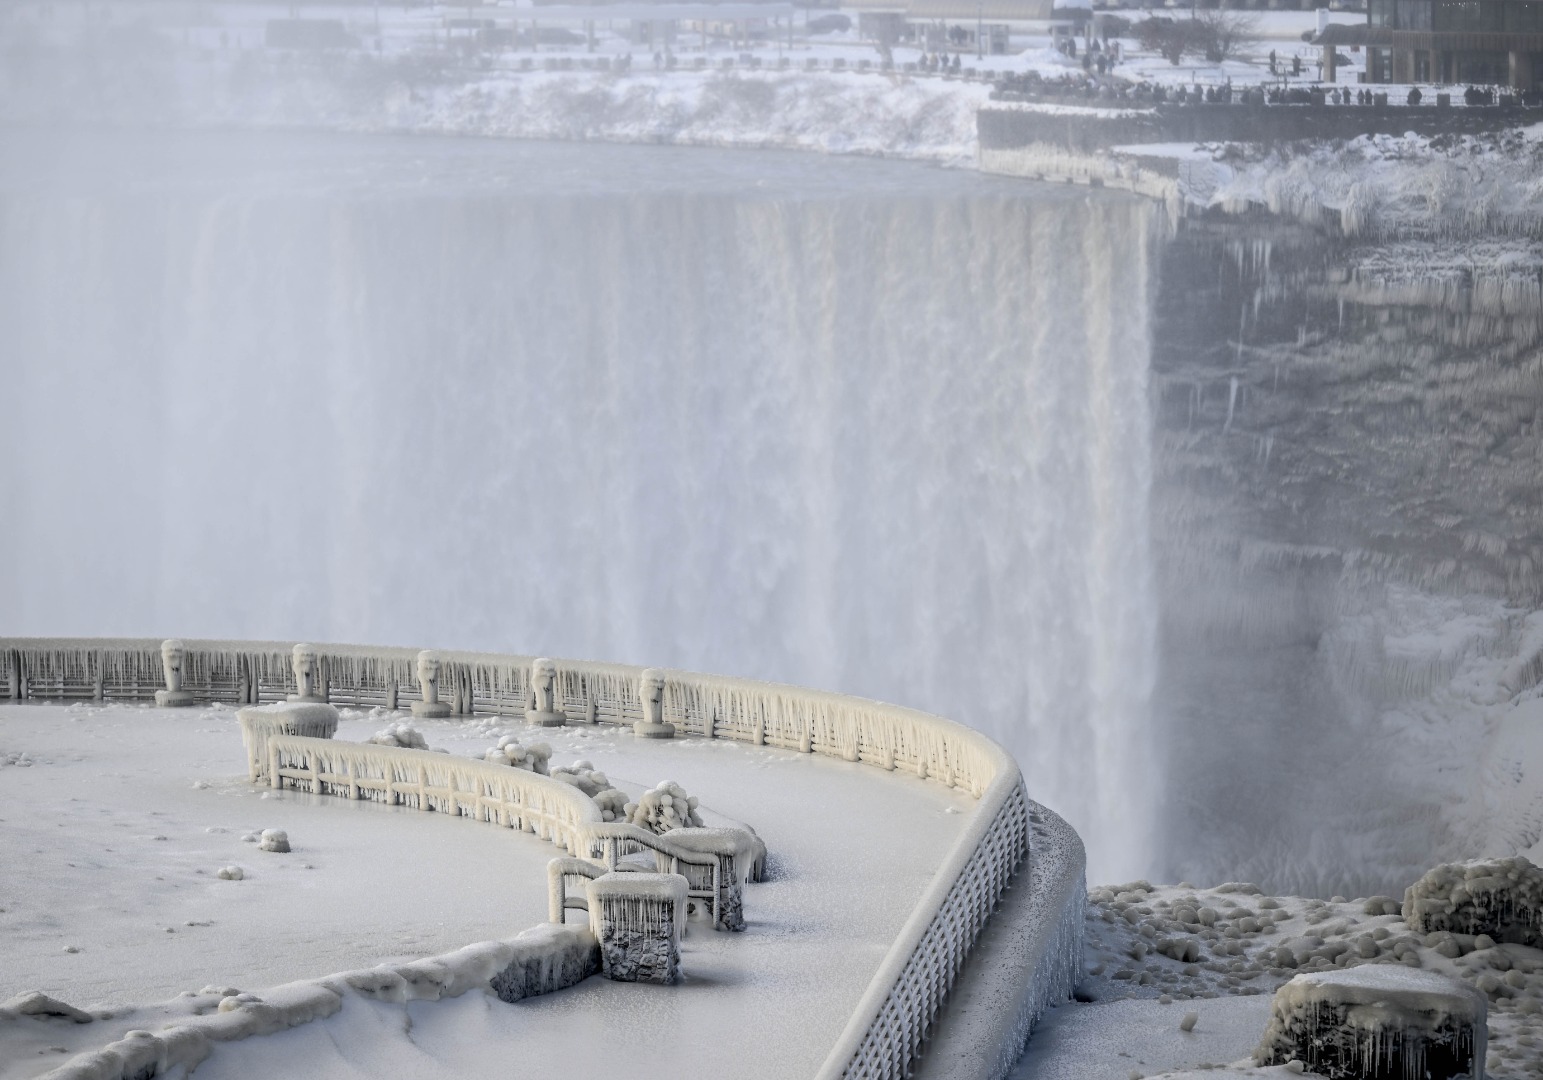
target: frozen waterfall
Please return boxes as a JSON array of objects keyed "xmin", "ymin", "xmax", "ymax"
[{"xmin": 0, "ymin": 132, "xmax": 1159, "ymax": 884}]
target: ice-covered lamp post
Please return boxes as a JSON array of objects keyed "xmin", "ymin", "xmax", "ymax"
[
  {"xmin": 526, "ymin": 657, "xmax": 566, "ymax": 727},
  {"xmin": 155, "ymin": 639, "xmax": 195, "ymax": 707},
  {"xmin": 287, "ymin": 643, "xmax": 325, "ymax": 704},
  {"xmin": 634, "ymin": 668, "xmax": 675, "ymax": 739},
  {"xmin": 411, "ymin": 649, "xmax": 452, "ymax": 719}
]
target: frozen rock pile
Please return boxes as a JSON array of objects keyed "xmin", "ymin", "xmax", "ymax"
[
  {"xmin": 482, "ymin": 736, "xmax": 552, "ymax": 774},
  {"xmin": 625, "ymin": 781, "xmax": 703, "ymax": 835},
  {"xmin": 1, "ymin": 750, "xmax": 34, "ymax": 767},
  {"xmin": 1081, "ymin": 875, "xmax": 1543, "ymax": 1080},
  {"xmin": 1404, "ymin": 857, "xmax": 1543, "ymax": 948},
  {"xmin": 1254, "ymin": 967, "xmax": 1486, "ymax": 1080}
]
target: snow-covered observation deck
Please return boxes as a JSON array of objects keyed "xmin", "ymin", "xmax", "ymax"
[{"xmin": 0, "ymin": 638, "xmax": 1086, "ymax": 1080}]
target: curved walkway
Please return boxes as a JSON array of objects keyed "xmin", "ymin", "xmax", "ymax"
[{"xmin": 0, "ymin": 701, "xmax": 972, "ymax": 1080}]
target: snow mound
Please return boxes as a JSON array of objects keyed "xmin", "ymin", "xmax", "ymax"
[{"xmin": 258, "ymin": 830, "xmax": 290, "ymax": 854}]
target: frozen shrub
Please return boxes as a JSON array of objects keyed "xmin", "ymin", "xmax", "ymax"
[
  {"xmin": 549, "ymin": 759, "xmax": 608, "ymax": 796},
  {"xmin": 593, "ymin": 788, "xmax": 628, "ymax": 823},
  {"xmin": 368, "ymin": 722, "xmax": 432, "ymax": 751},
  {"xmin": 549, "ymin": 759, "xmax": 627, "ymax": 821},
  {"xmin": 481, "ymin": 736, "xmax": 551, "ymax": 775},
  {"xmin": 625, "ymin": 781, "xmax": 704, "ymax": 835}
]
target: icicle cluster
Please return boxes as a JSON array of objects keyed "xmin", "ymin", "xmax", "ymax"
[
  {"xmin": 550, "ymin": 760, "xmax": 629, "ymax": 822},
  {"xmin": 625, "ymin": 781, "xmax": 703, "ymax": 835},
  {"xmin": 482, "ymin": 736, "xmax": 551, "ymax": 775},
  {"xmin": 367, "ymin": 721, "xmax": 434, "ymax": 751}
]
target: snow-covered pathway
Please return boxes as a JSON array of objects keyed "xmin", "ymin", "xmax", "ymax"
[{"xmin": 2, "ymin": 701, "xmax": 974, "ymax": 1080}]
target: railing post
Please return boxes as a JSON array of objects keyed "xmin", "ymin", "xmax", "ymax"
[
  {"xmin": 155, "ymin": 639, "xmax": 196, "ymax": 707},
  {"xmin": 412, "ymin": 650, "xmax": 451, "ymax": 718}
]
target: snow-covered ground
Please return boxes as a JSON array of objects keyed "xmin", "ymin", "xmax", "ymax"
[
  {"xmin": 4, "ymin": 1, "xmax": 1538, "ymax": 234},
  {"xmin": 1022, "ymin": 878, "xmax": 1543, "ymax": 1080},
  {"xmin": 0, "ymin": 701, "xmax": 974, "ymax": 1080}
]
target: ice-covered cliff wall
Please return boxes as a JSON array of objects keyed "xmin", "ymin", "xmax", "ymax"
[
  {"xmin": 0, "ymin": 131, "xmax": 1160, "ymax": 885},
  {"xmin": 1148, "ymin": 221, "xmax": 1543, "ymax": 897}
]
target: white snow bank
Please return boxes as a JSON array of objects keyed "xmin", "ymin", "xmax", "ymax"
[{"xmin": 27, "ymin": 923, "xmax": 597, "ymax": 1080}]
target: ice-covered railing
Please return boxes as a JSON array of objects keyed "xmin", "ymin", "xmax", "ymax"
[
  {"xmin": 1, "ymin": 637, "xmax": 1039, "ymax": 1079},
  {"xmin": 266, "ymin": 735, "xmax": 604, "ymax": 856}
]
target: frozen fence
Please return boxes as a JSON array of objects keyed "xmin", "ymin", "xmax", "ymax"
[
  {"xmin": 3, "ymin": 637, "xmax": 1042, "ymax": 1080},
  {"xmin": 267, "ymin": 735, "xmax": 604, "ymax": 855}
]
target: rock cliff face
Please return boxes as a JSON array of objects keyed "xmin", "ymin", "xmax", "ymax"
[{"xmin": 1149, "ymin": 216, "xmax": 1543, "ymax": 897}]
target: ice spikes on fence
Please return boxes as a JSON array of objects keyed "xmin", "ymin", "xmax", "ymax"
[
  {"xmin": 238, "ymin": 702, "xmax": 340, "ymax": 783},
  {"xmin": 266, "ymin": 734, "xmax": 603, "ymax": 854}
]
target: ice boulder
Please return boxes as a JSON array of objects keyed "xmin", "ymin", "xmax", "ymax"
[
  {"xmin": 625, "ymin": 781, "xmax": 704, "ymax": 835},
  {"xmin": 1254, "ymin": 966, "xmax": 1486, "ymax": 1080},
  {"xmin": 1403, "ymin": 856, "xmax": 1543, "ymax": 947},
  {"xmin": 258, "ymin": 829, "xmax": 290, "ymax": 853}
]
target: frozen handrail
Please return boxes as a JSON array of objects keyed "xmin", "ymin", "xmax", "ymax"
[{"xmin": 267, "ymin": 734, "xmax": 604, "ymax": 856}]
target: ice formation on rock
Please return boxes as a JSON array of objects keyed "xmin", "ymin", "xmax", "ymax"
[
  {"xmin": 154, "ymin": 639, "xmax": 195, "ymax": 707},
  {"xmin": 287, "ymin": 644, "xmax": 324, "ymax": 704},
  {"xmin": 626, "ymin": 781, "xmax": 704, "ymax": 835},
  {"xmin": 481, "ymin": 736, "xmax": 552, "ymax": 775},
  {"xmin": 1403, "ymin": 857, "xmax": 1543, "ymax": 948},
  {"xmin": 525, "ymin": 657, "xmax": 566, "ymax": 727},
  {"xmin": 216, "ymin": 866, "xmax": 244, "ymax": 881},
  {"xmin": 258, "ymin": 830, "xmax": 289, "ymax": 854},
  {"xmin": 1254, "ymin": 967, "xmax": 1487, "ymax": 1080},
  {"xmin": 633, "ymin": 668, "xmax": 675, "ymax": 739},
  {"xmin": 585, "ymin": 872, "xmax": 688, "ymax": 984},
  {"xmin": 410, "ymin": 650, "xmax": 451, "ymax": 719}
]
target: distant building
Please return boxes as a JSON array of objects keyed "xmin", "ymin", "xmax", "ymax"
[{"xmin": 1318, "ymin": 0, "xmax": 1543, "ymax": 87}]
